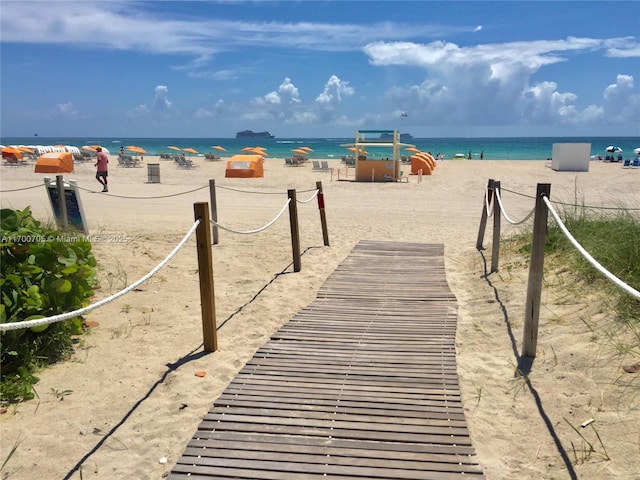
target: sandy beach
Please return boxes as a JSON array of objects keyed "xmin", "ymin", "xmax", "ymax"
[{"xmin": 1, "ymin": 155, "xmax": 639, "ymax": 479}]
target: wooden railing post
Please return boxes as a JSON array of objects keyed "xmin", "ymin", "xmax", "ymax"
[
  {"xmin": 490, "ymin": 180, "xmax": 502, "ymax": 273},
  {"xmin": 194, "ymin": 202, "xmax": 218, "ymax": 352},
  {"xmin": 288, "ymin": 189, "xmax": 301, "ymax": 272},
  {"xmin": 522, "ymin": 183, "xmax": 551, "ymax": 359},
  {"xmin": 316, "ymin": 181, "xmax": 330, "ymax": 246},
  {"xmin": 209, "ymin": 179, "xmax": 219, "ymax": 245},
  {"xmin": 476, "ymin": 179, "xmax": 494, "ymax": 250}
]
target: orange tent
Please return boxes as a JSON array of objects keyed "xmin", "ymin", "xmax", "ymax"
[
  {"xmin": 225, "ymin": 154, "xmax": 264, "ymax": 178},
  {"xmin": 410, "ymin": 155, "xmax": 432, "ymax": 175},
  {"xmin": 416, "ymin": 152, "xmax": 436, "ymax": 169},
  {"xmin": 34, "ymin": 152, "xmax": 74, "ymax": 173}
]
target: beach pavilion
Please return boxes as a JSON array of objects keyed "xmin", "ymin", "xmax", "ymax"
[{"xmin": 341, "ymin": 130, "xmax": 415, "ymax": 182}]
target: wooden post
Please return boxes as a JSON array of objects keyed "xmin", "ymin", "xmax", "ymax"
[
  {"xmin": 209, "ymin": 179, "xmax": 219, "ymax": 245},
  {"xmin": 522, "ymin": 183, "xmax": 551, "ymax": 359},
  {"xmin": 288, "ymin": 189, "xmax": 301, "ymax": 272},
  {"xmin": 56, "ymin": 175, "xmax": 68, "ymax": 228},
  {"xmin": 316, "ymin": 181, "xmax": 330, "ymax": 246},
  {"xmin": 193, "ymin": 202, "xmax": 218, "ymax": 352},
  {"xmin": 476, "ymin": 179, "xmax": 494, "ymax": 250},
  {"xmin": 490, "ymin": 180, "xmax": 502, "ymax": 273}
]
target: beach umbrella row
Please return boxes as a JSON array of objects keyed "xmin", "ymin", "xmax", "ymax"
[{"xmin": 4, "ymin": 144, "xmax": 84, "ymax": 155}]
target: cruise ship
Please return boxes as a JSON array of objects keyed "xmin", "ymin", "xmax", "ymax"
[
  {"xmin": 236, "ymin": 130, "xmax": 275, "ymax": 139},
  {"xmin": 379, "ymin": 132, "xmax": 413, "ymax": 140}
]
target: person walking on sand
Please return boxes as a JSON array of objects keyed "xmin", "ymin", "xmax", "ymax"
[{"xmin": 95, "ymin": 146, "xmax": 109, "ymax": 192}]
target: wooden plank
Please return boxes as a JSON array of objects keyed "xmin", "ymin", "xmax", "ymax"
[{"xmin": 169, "ymin": 240, "xmax": 484, "ymax": 479}]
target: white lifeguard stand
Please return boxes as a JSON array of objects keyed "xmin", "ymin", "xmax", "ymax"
[{"xmin": 341, "ymin": 130, "xmax": 415, "ymax": 182}]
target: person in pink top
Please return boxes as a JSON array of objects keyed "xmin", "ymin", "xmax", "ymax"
[{"xmin": 94, "ymin": 146, "xmax": 109, "ymax": 192}]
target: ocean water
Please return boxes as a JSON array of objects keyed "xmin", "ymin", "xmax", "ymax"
[{"xmin": 2, "ymin": 136, "xmax": 638, "ymax": 161}]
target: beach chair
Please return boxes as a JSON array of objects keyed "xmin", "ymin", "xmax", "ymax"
[
  {"xmin": 126, "ymin": 155, "xmax": 142, "ymax": 167},
  {"xmin": 632, "ymin": 158, "xmax": 640, "ymax": 169},
  {"xmin": 284, "ymin": 158, "xmax": 294, "ymax": 166},
  {"xmin": 3, "ymin": 155, "xmax": 26, "ymax": 166},
  {"xmin": 320, "ymin": 160, "xmax": 331, "ymax": 172},
  {"xmin": 312, "ymin": 160, "xmax": 321, "ymax": 171},
  {"xmin": 181, "ymin": 158, "xmax": 198, "ymax": 168},
  {"xmin": 622, "ymin": 158, "xmax": 631, "ymax": 168}
]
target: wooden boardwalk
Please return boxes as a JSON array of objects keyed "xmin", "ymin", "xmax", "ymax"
[{"xmin": 169, "ymin": 240, "xmax": 484, "ymax": 479}]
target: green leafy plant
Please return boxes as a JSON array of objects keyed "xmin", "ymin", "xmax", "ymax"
[{"xmin": 0, "ymin": 207, "xmax": 97, "ymax": 403}]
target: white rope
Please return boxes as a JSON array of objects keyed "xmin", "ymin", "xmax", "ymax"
[
  {"xmin": 0, "ymin": 220, "xmax": 201, "ymax": 332},
  {"xmin": 495, "ymin": 189, "xmax": 536, "ymax": 225},
  {"xmin": 210, "ymin": 198, "xmax": 291, "ymax": 234},
  {"xmin": 297, "ymin": 189, "xmax": 319, "ymax": 204},
  {"xmin": 485, "ymin": 186, "xmax": 494, "ymax": 217},
  {"xmin": 543, "ymin": 196, "xmax": 640, "ymax": 300}
]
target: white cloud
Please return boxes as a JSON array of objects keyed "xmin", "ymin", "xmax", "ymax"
[
  {"xmin": 152, "ymin": 85, "xmax": 172, "ymax": 112},
  {"xmin": 127, "ymin": 85, "xmax": 174, "ymax": 119},
  {"xmin": 256, "ymin": 78, "xmax": 301, "ymax": 106},
  {"xmin": 316, "ymin": 75, "xmax": 354, "ymax": 107},
  {"xmin": 56, "ymin": 102, "xmax": 78, "ymax": 117},
  {"xmin": 365, "ymin": 38, "xmax": 640, "ymax": 127},
  {"xmin": 602, "ymin": 74, "xmax": 640, "ymax": 123}
]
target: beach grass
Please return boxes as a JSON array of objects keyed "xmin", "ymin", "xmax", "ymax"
[{"xmin": 544, "ymin": 203, "xmax": 640, "ymax": 323}]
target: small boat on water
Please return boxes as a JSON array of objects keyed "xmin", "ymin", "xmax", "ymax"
[{"xmin": 454, "ymin": 153, "xmax": 467, "ymax": 159}]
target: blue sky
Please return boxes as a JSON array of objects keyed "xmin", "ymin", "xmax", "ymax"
[{"xmin": 1, "ymin": 1, "xmax": 639, "ymax": 138}]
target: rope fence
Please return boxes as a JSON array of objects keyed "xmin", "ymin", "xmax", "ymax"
[
  {"xmin": 2, "ymin": 178, "xmax": 330, "ymax": 345},
  {"xmin": 0, "ymin": 219, "xmax": 201, "ymax": 332},
  {"xmin": 296, "ymin": 189, "xmax": 319, "ymax": 204},
  {"xmin": 477, "ymin": 179, "xmax": 640, "ymax": 360},
  {"xmin": 0, "ymin": 183, "xmax": 44, "ymax": 193},
  {"xmin": 210, "ymin": 198, "xmax": 291, "ymax": 234},
  {"xmin": 494, "ymin": 189, "xmax": 535, "ymax": 225}
]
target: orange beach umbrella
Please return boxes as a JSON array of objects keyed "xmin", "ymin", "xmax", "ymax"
[
  {"xmin": 126, "ymin": 145, "xmax": 146, "ymax": 155},
  {"xmin": 347, "ymin": 147, "xmax": 368, "ymax": 155},
  {"xmin": 167, "ymin": 146, "xmax": 182, "ymax": 151},
  {"xmin": 300, "ymin": 146, "xmax": 314, "ymax": 152},
  {"xmin": 182, "ymin": 147, "xmax": 199, "ymax": 154},
  {"xmin": 2, "ymin": 147, "xmax": 24, "ymax": 159},
  {"xmin": 291, "ymin": 148, "xmax": 308, "ymax": 155},
  {"xmin": 211, "ymin": 145, "xmax": 226, "ymax": 152},
  {"xmin": 405, "ymin": 147, "xmax": 421, "ymax": 153}
]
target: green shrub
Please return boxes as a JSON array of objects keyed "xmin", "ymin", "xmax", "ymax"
[{"xmin": 0, "ymin": 207, "xmax": 97, "ymax": 403}]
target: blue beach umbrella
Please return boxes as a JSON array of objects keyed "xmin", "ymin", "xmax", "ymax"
[{"xmin": 605, "ymin": 145, "xmax": 622, "ymax": 153}]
